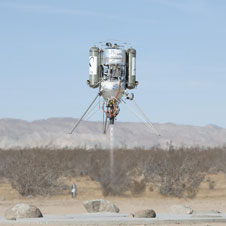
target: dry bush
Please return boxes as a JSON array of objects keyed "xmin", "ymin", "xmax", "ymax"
[
  {"xmin": 87, "ymin": 150, "xmax": 132, "ymax": 196},
  {"xmin": 129, "ymin": 179, "xmax": 146, "ymax": 195},
  {"xmin": 0, "ymin": 146, "xmax": 226, "ymax": 198},
  {"xmin": 157, "ymin": 148, "xmax": 204, "ymax": 198},
  {"xmin": 1, "ymin": 149, "xmax": 70, "ymax": 196}
]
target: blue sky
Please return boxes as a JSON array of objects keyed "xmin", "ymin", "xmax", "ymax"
[{"xmin": 0, "ymin": 0, "xmax": 226, "ymax": 127}]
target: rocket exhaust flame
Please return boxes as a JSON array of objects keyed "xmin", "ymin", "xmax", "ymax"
[{"xmin": 109, "ymin": 124, "xmax": 115, "ymax": 178}]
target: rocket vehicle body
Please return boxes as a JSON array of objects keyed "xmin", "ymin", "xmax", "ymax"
[
  {"xmin": 88, "ymin": 42, "xmax": 138, "ymax": 124},
  {"xmin": 69, "ymin": 41, "xmax": 159, "ymax": 135}
]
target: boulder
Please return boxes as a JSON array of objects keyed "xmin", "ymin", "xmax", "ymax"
[
  {"xmin": 0, "ymin": 196, "xmax": 5, "ymax": 201},
  {"xmin": 133, "ymin": 209, "xmax": 156, "ymax": 218},
  {"xmin": 5, "ymin": 203, "xmax": 43, "ymax": 220},
  {"xmin": 169, "ymin": 205, "xmax": 193, "ymax": 215},
  {"xmin": 83, "ymin": 199, "xmax": 120, "ymax": 213}
]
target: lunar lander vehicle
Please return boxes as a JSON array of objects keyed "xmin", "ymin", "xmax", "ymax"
[{"xmin": 70, "ymin": 42, "xmax": 159, "ymax": 135}]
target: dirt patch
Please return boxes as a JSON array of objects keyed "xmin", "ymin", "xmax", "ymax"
[
  {"xmin": 197, "ymin": 172, "xmax": 226, "ymax": 198},
  {"xmin": 0, "ymin": 178, "xmax": 21, "ymax": 200}
]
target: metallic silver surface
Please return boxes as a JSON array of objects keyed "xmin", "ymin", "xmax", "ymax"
[
  {"xmin": 71, "ymin": 42, "xmax": 141, "ymax": 133},
  {"xmin": 127, "ymin": 48, "xmax": 136, "ymax": 89},
  {"xmin": 89, "ymin": 46, "xmax": 100, "ymax": 88},
  {"xmin": 101, "ymin": 48, "xmax": 126, "ymax": 65},
  {"xmin": 100, "ymin": 80, "xmax": 125, "ymax": 101}
]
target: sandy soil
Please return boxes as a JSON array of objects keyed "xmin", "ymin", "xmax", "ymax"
[{"xmin": 0, "ymin": 173, "xmax": 226, "ymax": 225}]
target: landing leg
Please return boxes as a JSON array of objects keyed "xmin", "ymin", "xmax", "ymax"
[{"xmin": 69, "ymin": 93, "xmax": 100, "ymax": 134}]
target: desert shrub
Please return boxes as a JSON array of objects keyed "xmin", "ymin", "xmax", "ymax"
[
  {"xmin": 1, "ymin": 146, "xmax": 226, "ymax": 198},
  {"xmin": 156, "ymin": 148, "xmax": 205, "ymax": 198},
  {"xmin": 99, "ymin": 170, "xmax": 131, "ymax": 196},
  {"xmin": 86, "ymin": 150, "xmax": 132, "ymax": 196},
  {"xmin": 2, "ymin": 149, "xmax": 69, "ymax": 196},
  {"xmin": 129, "ymin": 179, "xmax": 146, "ymax": 195}
]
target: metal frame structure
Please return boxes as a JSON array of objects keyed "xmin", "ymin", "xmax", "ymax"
[{"xmin": 70, "ymin": 42, "xmax": 159, "ymax": 135}]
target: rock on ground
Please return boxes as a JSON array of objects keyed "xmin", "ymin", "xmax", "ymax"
[
  {"xmin": 83, "ymin": 199, "xmax": 120, "ymax": 213},
  {"xmin": 169, "ymin": 205, "xmax": 193, "ymax": 215},
  {"xmin": 5, "ymin": 203, "xmax": 43, "ymax": 220},
  {"xmin": 133, "ymin": 209, "xmax": 156, "ymax": 218}
]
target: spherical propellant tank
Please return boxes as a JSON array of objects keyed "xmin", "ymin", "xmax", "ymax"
[
  {"xmin": 88, "ymin": 46, "xmax": 100, "ymax": 88},
  {"xmin": 127, "ymin": 48, "xmax": 136, "ymax": 89},
  {"xmin": 100, "ymin": 80, "xmax": 125, "ymax": 101}
]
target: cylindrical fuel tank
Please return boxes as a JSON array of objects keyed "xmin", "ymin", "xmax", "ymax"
[
  {"xmin": 89, "ymin": 46, "xmax": 100, "ymax": 88},
  {"xmin": 127, "ymin": 48, "xmax": 136, "ymax": 89},
  {"xmin": 102, "ymin": 48, "xmax": 126, "ymax": 65}
]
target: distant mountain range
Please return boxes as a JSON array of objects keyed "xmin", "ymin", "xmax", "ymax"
[{"xmin": 0, "ymin": 118, "xmax": 225, "ymax": 149}]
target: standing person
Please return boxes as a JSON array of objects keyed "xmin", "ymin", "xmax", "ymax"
[{"xmin": 71, "ymin": 184, "xmax": 77, "ymax": 198}]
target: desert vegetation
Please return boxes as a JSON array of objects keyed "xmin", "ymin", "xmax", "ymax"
[{"xmin": 0, "ymin": 146, "xmax": 226, "ymax": 198}]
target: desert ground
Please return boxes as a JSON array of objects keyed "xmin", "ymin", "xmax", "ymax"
[{"xmin": 1, "ymin": 174, "xmax": 226, "ymax": 225}]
